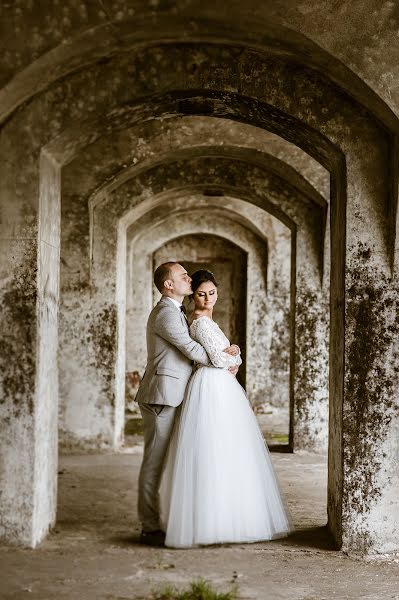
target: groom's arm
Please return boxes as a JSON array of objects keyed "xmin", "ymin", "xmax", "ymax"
[{"xmin": 153, "ymin": 306, "xmax": 211, "ymax": 366}]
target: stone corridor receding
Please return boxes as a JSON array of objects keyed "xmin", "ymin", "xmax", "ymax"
[{"xmin": 1, "ymin": 1, "xmax": 399, "ymax": 568}]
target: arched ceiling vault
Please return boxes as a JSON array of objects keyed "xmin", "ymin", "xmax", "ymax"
[
  {"xmin": 126, "ymin": 199, "xmax": 280, "ymax": 251},
  {"xmin": 93, "ymin": 154, "xmax": 324, "ymax": 236},
  {"xmin": 1, "ymin": 13, "xmax": 398, "ymax": 134},
  {"xmin": 128, "ymin": 206, "xmax": 269, "ymax": 268},
  {"xmin": 116, "ymin": 184, "xmax": 297, "ymax": 238},
  {"xmin": 46, "ymin": 89, "xmax": 341, "ymax": 171},
  {"xmin": 88, "ymin": 146, "xmax": 327, "ymax": 214},
  {"xmin": 88, "ymin": 157, "xmax": 324, "ymax": 281},
  {"xmin": 28, "ymin": 39, "xmax": 395, "ymax": 264},
  {"xmin": 87, "ymin": 149, "xmax": 326, "ymax": 278},
  {"xmin": 61, "ymin": 116, "xmax": 330, "ymax": 201}
]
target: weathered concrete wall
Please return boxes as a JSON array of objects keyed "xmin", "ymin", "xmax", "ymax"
[
  {"xmin": 33, "ymin": 152, "xmax": 61, "ymax": 543},
  {"xmin": 342, "ymin": 243, "xmax": 399, "ymax": 554},
  {"xmin": 294, "ymin": 271, "xmax": 330, "ymax": 450},
  {"xmin": 58, "ymin": 292, "xmax": 117, "ymax": 450},
  {"xmin": 0, "ymin": 236, "xmax": 36, "ymax": 545},
  {"xmin": 0, "ymin": 14, "xmax": 397, "ymax": 556},
  {"xmin": 0, "ymin": 151, "xmax": 60, "ymax": 546}
]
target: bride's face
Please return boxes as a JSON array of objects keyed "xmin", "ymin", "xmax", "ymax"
[{"xmin": 193, "ymin": 280, "xmax": 218, "ymax": 310}]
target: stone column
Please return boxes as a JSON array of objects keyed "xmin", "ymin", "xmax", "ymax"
[
  {"xmin": 0, "ymin": 150, "xmax": 60, "ymax": 546},
  {"xmin": 339, "ymin": 145, "xmax": 399, "ymax": 555}
]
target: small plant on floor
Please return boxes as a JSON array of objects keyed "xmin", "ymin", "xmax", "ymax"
[{"xmin": 151, "ymin": 578, "xmax": 238, "ymax": 600}]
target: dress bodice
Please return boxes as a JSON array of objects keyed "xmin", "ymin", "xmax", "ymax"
[{"xmin": 189, "ymin": 316, "xmax": 242, "ymax": 369}]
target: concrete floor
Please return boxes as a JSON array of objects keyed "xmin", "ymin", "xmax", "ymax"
[{"xmin": 1, "ymin": 446, "xmax": 399, "ymax": 600}]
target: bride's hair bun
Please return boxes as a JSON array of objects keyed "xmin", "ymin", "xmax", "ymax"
[{"xmin": 190, "ymin": 270, "xmax": 218, "ymax": 294}]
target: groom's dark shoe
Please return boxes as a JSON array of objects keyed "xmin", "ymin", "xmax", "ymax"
[{"xmin": 139, "ymin": 529, "xmax": 166, "ymax": 547}]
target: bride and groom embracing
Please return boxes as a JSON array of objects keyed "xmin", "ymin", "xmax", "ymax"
[{"xmin": 135, "ymin": 262, "xmax": 291, "ymax": 548}]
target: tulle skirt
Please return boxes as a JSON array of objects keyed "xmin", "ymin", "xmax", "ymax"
[{"xmin": 160, "ymin": 367, "xmax": 292, "ymax": 548}]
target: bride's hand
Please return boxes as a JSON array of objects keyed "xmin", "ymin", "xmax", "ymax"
[{"xmin": 223, "ymin": 344, "xmax": 240, "ymax": 356}]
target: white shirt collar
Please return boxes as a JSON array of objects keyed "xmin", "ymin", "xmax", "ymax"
[{"xmin": 167, "ymin": 297, "xmax": 182, "ymax": 310}]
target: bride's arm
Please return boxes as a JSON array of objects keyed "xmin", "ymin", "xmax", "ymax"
[{"xmin": 192, "ymin": 318, "xmax": 242, "ymax": 369}]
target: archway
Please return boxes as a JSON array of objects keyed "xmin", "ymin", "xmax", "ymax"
[{"xmin": 0, "ymin": 35, "xmax": 397, "ymax": 555}]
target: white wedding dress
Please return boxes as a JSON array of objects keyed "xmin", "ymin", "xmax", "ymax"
[{"xmin": 160, "ymin": 316, "xmax": 292, "ymax": 548}]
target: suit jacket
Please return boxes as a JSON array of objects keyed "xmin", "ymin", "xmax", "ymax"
[{"xmin": 135, "ymin": 296, "xmax": 211, "ymax": 407}]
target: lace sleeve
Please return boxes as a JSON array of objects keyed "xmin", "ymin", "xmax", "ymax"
[{"xmin": 191, "ymin": 317, "xmax": 242, "ymax": 369}]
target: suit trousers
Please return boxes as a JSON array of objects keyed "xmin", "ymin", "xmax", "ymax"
[{"xmin": 138, "ymin": 402, "xmax": 178, "ymax": 532}]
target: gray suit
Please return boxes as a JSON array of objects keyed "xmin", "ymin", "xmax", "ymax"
[{"xmin": 136, "ymin": 296, "xmax": 211, "ymax": 532}]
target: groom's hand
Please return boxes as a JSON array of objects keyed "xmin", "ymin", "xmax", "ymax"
[
  {"xmin": 228, "ymin": 366, "xmax": 239, "ymax": 376},
  {"xmin": 223, "ymin": 345, "xmax": 240, "ymax": 356}
]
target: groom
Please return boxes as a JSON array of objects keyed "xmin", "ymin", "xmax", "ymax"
[{"xmin": 136, "ymin": 261, "xmax": 237, "ymax": 546}]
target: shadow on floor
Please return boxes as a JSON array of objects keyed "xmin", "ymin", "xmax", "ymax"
[
  {"xmin": 285, "ymin": 525, "xmax": 336, "ymax": 551},
  {"xmin": 269, "ymin": 444, "xmax": 291, "ymax": 453},
  {"xmin": 110, "ymin": 526, "xmax": 336, "ymax": 552},
  {"xmin": 109, "ymin": 533, "xmax": 142, "ymax": 546}
]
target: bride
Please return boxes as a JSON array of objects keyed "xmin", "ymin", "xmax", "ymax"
[{"xmin": 161, "ymin": 270, "xmax": 292, "ymax": 548}]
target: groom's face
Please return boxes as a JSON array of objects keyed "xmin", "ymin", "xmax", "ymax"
[{"xmin": 167, "ymin": 263, "xmax": 192, "ymax": 296}]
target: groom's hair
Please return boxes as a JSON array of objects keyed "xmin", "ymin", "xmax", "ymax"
[{"xmin": 154, "ymin": 262, "xmax": 179, "ymax": 293}]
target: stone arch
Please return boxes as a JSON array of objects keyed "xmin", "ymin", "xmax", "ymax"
[
  {"xmin": 54, "ymin": 118, "xmax": 328, "ymax": 293},
  {"xmin": 128, "ymin": 203, "xmax": 293, "ymax": 448},
  {"xmin": 88, "ymin": 145, "xmax": 326, "ymax": 278},
  {"xmin": 147, "ymin": 229, "xmax": 256, "ymax": 392},
  {"xmin": 27, "ymin": 57, "xmax": 396, "ymax": 555},
  {"xmin": 0, "ymin": 37, "xmax": 397, "ymax": 555},
  {"xmin": 82, "ymin": 154, "xmax": 327, "ymax": 456},
  {"xmin": 125, "ymin": 205, "xmax": 283, "ymax": 413},
  {"xmin": 1, "ymin": 11, "xmax": 398, "ymax": 134},
  {"xmin": 63, "ymin": 116, "xmax": 330, "ymax": 201},
  {"xmin": 57, "ymin": 144, "xmax": 326, "ymax": 454}
]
